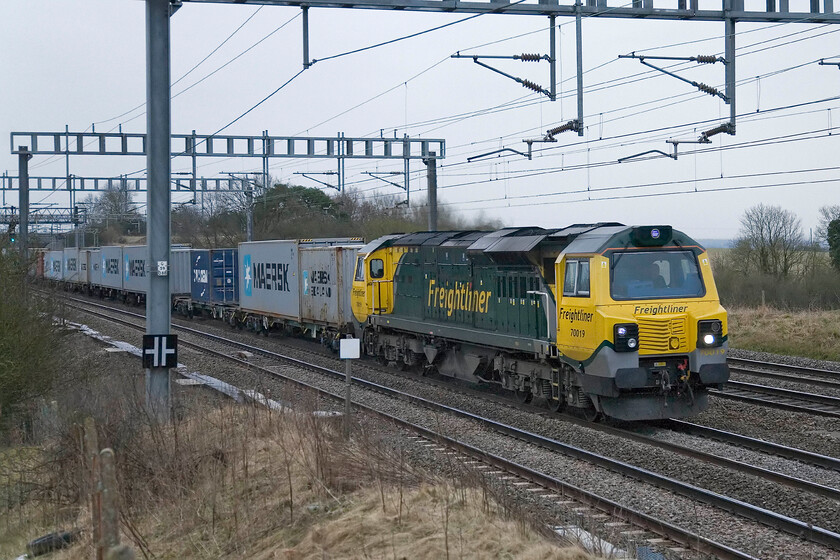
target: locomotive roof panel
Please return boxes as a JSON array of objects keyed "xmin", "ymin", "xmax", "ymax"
[
  {"xmin": 397, "ymin": 231, "xmax": 479, "ymax": 247},
  {"xmin": 440, "ymin": 231, "xmax": 487, "ymax": 247},
  {"xmin": 356, "ymin": 234, "xmax": 403, "ymax": 255},
  {"xmin": 480, "ymin": 235, "xmax": 548, "ymax": 253},
  {"xmin": 562, "ymin": 226, "xmax": 629, "ymax": 254},
  {"xmin": 548, "ymin": 222, "xmax": 624, "ymax": 240},
  {"xmin": 466, "ymin": 226, "xmax": 553, "ymax": 252},
  {"xmin": 360, "ymin": 224, "xmax": 701, "ymax": 258}
]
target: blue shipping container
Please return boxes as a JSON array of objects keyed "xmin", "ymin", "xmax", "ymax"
[
  {"xmin": 191, "ymin": 250, "xmax": 211, "ymax": 303},
  {"xmin": 191, "ymin": 248, "xmax": 238, "ymax": 305}
]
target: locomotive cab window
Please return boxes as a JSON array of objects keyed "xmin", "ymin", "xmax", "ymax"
[
  {"xmin": 370, "ymin": 258, "xmax": 384, "ymax": 279},
  {"xmin": 611, "ymin": 250, "xmax": 705, "ymax": 300},
  {"xmin": 563, "ymin": 259, "xmax": 590, "ymax": 297},
  {"xmin": 354, "ymin": 257, "xmax": 365, "ymax": 282}
]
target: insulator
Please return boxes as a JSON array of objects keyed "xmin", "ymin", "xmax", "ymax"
[
  {"xmin": 546, "ymin": 120, "xmax": 578, "ymax": 137},
  {"xmin": 518, "ymin": 53, "xmax": 543, "ymax": 62},
  {"xmin": 696, "ymin": 82, "xmax": 720, "ymax": 97},
  {"xmin": 521, "ymin": 79, "xmax": 543, "ymax": 92},
  {"xmin": 702, "ymin": 123, "xmax": 731, "ymax": 139},
  {"xmin": 695, "ymin": 55, "xmax": 718, "ymax": 64}
]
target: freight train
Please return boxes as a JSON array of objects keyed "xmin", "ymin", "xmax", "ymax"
[{"xmin": 38, "ymin": 223, "xmax": 729, "ymax": 421}]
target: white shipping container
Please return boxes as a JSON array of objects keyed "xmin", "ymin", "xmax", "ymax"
[
  {"xmin": 122, "ymin": 246, "xmax": 192, "ymax": 295},
  {"xmin": 63, "ymin": 248, "xmax": 81, "ymax": 283},
  {"xmin": 79, "ymin": 249, "xmax": 93, "ymax": 285},
  {"xmin": 100, "ymin": 246, "xmax": 123, "ymax": 290},
  {"xmin": 238, "ymin": 240, "xmax": 300, "ymax": 320},
  {"xmin": 45, "ymin": 250, "xmax": 63, "ymax": 281},
  {"xmin": 89, "ymin": 249, "xmax": 102, "ymax": 286},
  {"xmin": 123, "ymin": 246, "xmax": 148, "ymax": 293}
]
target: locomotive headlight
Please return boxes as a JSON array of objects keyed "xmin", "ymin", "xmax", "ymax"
[
  {"xmin": 697, "ymin": 320, "xmax": 724, "ymax": 348},
  {"xmin": 614, "ymin": 323, "xmax": 639, "ymax": 352}
]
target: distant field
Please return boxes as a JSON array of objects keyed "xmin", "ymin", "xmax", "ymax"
[{"xmin": 727, "ymin": 306, "xmax": 840, "ymax": 361}]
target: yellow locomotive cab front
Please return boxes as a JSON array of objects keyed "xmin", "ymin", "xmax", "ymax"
[{"xmin": 554, "ymin": 225, "xmax": 729, "ymax": 421}]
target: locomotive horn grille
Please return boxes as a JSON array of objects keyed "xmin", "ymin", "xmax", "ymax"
[{"xmin": 637, "ymin": 316, "xmax": 687, "ymax": 353}]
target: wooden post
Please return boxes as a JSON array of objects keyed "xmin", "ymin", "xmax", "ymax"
[
  {"xmin": 105, "ymin": 545, "xmax": 135, "ymax": 560},
  {"xmin": 100, "ymin": 448, "xmax": 119, "ymax": 551},
  {"xmin": 83, "ymin": 418, "xmax": 103, "ymax": 560}
]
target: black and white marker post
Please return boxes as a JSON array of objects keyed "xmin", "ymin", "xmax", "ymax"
[{"xmin": 339, "ymin": 337, "xmax": 360, "ymax": 438}]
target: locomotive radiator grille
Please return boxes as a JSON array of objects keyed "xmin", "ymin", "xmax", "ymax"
[{"xmin": 637, "ymin": 316, "xmax": 688, "ymax": 353}]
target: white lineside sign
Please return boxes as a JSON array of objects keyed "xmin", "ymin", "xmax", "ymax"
[{"xmin": 340, "ymin": 338, "xmax": 360, "ymax": 360}]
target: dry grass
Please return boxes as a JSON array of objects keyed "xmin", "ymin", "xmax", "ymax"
[
  {"xmin": 1, "ymin": 372, "xmax": 602, "ymax": 560},
  {"xmin": 728, "ymin": 305, "xmax": 840, "ymax": 360}
]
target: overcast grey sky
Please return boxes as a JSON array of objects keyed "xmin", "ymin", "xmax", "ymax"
[{"xmin": 2, "ymin": 0, "xmax": 839, "ymax": 241}]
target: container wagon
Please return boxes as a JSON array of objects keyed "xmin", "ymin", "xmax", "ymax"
[{"xmin": 237, "ymin": 238, "xmax": 363, "ymax": 344}]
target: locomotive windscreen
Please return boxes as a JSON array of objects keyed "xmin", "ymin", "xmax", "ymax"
[{"xmin": 610, "ymin": 250, "xmax": 705, "ymax": 300}]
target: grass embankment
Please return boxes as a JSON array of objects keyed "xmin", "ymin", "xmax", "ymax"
[
  {"xmin": 1, "ymin": 335, "xmax": 599, "ymax": 560},
  {"xmin": 728, "ymin": 306, "xmax": 840, "ymax": 361}
]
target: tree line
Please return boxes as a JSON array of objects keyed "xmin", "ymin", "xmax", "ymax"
[
  {"xmin": 78, "ymin": 178, "xmax": 500, "ymax": 247},
  {"xmin": 73, "ymin": 183, "xmax": 840, "ymax": 310},
  {"xmin": 714, "ymin": 203, "xmax": 840, "ymax": 309}
]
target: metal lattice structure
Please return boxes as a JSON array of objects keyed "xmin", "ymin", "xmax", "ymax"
[
  {"xmin": 0, "ymin": 175, "xmax": 252, "ymax": 193},
  {"xmin": 9, "ymin": 131, "xmax": 445, "ymax": 160},
  {"xmin": 179, "ymin": 0, "xmax": 840, "ymax": 23},
  {"xmin": 0, "ymin": 206, "xmax": 85, "ymax": 226}
]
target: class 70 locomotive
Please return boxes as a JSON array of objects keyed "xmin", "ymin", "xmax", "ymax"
[{"xmin": 350, "ymin": 224, "xmax": 729, "ymax": 421}]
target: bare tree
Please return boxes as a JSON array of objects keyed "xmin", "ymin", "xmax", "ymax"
[
  {"xmin": 733, "ymin": 204, "xmax": 805, "ymax": 277},
  {"xmin": 816, "ymin": 204, "xmax": 840, "ymax": 246},
  {"xmin": 78, "ymin": 184, "xmax": 144, "ymax": 243}
]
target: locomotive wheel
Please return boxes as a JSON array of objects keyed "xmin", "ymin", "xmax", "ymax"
[
  {"xmin": 547, "ymin": 397, "xmax": 566, "ymax": 413},
  {"xmin": 515, "ymin": 389, "xmax": 533, "ymax": 404},
  {"xmin": 583, "ymin": 406, "xmax": 602, "ymax": 422}
]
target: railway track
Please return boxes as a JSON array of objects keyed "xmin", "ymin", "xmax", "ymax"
[
  {"xmin": 59, "ymin": 296, "xmax": 840, "ymax": 558},
  {"xmin": 712, "ymin": 380, "xmax": 840, "ymax": 418},
  {"xmin": 729, "ymin": 356, "xmax": 840, "ymax": 386},
  {"xmin": 665, "ymin": 419, "xmax": 840, "ymax": 472}
]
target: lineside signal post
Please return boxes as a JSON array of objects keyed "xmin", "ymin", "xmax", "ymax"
[
  {"xmin": 340, "ymin": 337, "xmax": 360, "ymax": 438},
  {"xmin": 142, "ymin": 335, "xmax": 178, "ymax": 369}
]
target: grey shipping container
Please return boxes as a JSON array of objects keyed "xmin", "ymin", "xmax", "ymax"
[
  {"xmin": 123, "ymin": 246, "xmax": 149, "ymax": 293},
  {"xmin": 63, "ymin": 248, "xmax": 81, "ymax": 283},
  {"xmin": 100, "ymin": 246, "xmax": 124, "ymax": 290},
  {"xmin": 89, "ymin": 249, "xmax": 102, "ymax": 286},
  {"xmin": 78, "ymin": 249, "xmax": 93, "ymax": 284},
  {"xmin": 299, "ymin": 246, "xmax": 360, "ymax": 327},
  {"xmin": 238, "ymin": 240, "xmax": 301, "ymax": 320},
  {"xmin": 45, "ymin": 250, "xmax": 63, "ymax": 281},
  {"xmin": 170, "ymin": 247, "xmax": 193, "ymax": 295},
  {"xmin": 122, "ymin": 246, "xmax": 192, "ymax": 295}
]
